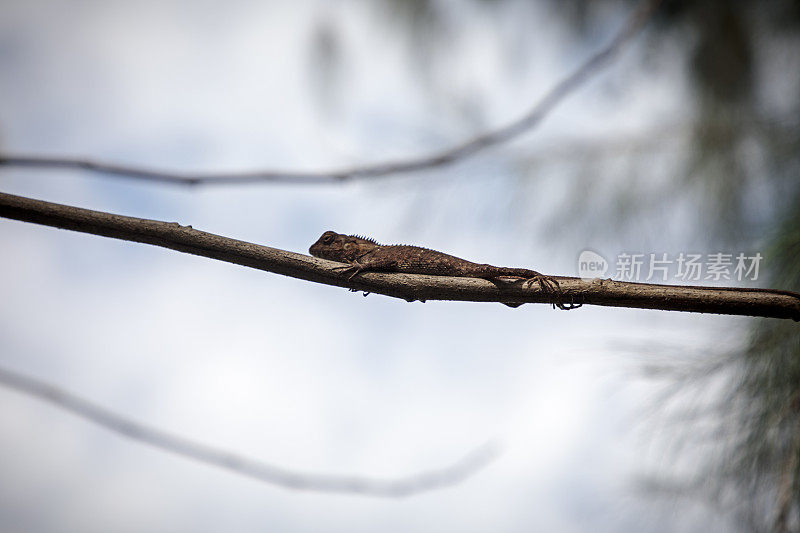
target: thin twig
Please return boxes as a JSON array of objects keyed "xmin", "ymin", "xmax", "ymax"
[
  {"xmin": 0, "ymin": 365, "xmax": 498, "ymax": 497},
  {"xmin": 1, "ymin": 191, "xmax": 799, "ymax": 319},
  {"xmin": 0, "ymin": 0, "xmax": 663, "ymax": 186}
]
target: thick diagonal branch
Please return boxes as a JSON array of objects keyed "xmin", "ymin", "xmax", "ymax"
[
  {"xmin": 0, "ymin": 0, "xmax": 663, "ymax": 186},
  {"xmin": 1, "ymin": 191, "xmax": 798, "ymax": 320}
]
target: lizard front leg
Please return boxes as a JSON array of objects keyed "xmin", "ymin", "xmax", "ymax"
[
  {"xmin": 330, "ymin": 259, "xmax": 366, "ymax": 281},
  {"xmin": 329, "ymin": 249, "xmax": 394, "ymax": 281}
]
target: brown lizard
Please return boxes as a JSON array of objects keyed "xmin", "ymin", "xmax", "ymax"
[{"xmin": 309, "ymin": 230, "xmax": 579, "ymax": 310}]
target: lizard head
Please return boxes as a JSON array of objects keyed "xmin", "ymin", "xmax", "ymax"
[{"xmin": 309, "ymin": 231, "xmax": 379, "ymax": 262}]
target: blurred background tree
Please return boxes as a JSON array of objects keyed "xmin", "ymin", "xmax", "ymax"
[
  {"xmin": 1, "ymin": 0, "xmax": 798, "ymax": 530},
  {"xmin": 310, "ymin": 0, "xmax": 800, "ymax": 530}
]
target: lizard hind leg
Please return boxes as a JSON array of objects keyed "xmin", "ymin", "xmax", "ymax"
[
  {"xmin": 524, "ymin": 273, "xmax": 580, "ymax": 311},
  {"xmin": 524, "ymin": 273, "xmax": 559, "ymax": 293}
]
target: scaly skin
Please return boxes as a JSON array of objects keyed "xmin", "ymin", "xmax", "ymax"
[{"xmin": 309, "ymin": 230, "xmax": 579, "ymax": 310}]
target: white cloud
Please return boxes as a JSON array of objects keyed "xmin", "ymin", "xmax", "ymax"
[{"xmin": 0, "ymin": 0, "xmax": 733, "ymax": 531}]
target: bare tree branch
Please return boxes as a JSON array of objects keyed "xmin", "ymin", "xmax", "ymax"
[
  {"xmin": 0, "ymin": 365, "xmax": 499, "ymax": 497},
  {"xmin": 0, "ymin": 0, "xmax": 663, "ymax": 186},
  {"xmin": 1, "ymin": 191, "xmax": 798, "ymax": 320}
]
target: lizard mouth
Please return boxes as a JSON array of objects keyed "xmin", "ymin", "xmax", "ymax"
[{"xmin": 309, "ymin": 243, "xmax": 335, "ymax": 260}]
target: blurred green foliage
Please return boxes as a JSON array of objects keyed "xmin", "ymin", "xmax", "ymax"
[{"xmin": 310, "ymin": 0, "xmax": 800, "ymax": 529}]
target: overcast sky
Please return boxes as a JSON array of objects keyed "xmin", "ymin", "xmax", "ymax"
[{"xmin": 0, "ymin": 1, "xmax": 744, "ymax": 531}]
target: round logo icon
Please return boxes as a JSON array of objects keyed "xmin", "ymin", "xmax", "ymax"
[{"xmin": 577, "ymin": 250, "xmax": 608, "ymax": 281}]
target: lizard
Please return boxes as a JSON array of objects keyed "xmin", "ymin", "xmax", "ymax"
[{"xmin": 309, "ymin": 230, "xmax": 579, "ymax": 310}]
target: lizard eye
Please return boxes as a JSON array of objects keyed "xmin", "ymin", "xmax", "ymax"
[{"xmin": 322, "ymin": 233, "xmax": 335, "ymax": 245}]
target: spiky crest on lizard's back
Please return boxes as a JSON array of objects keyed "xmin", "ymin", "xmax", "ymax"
[{"xmin": 349, "ymin": 234, "xmax": 380, "ymax": 246}]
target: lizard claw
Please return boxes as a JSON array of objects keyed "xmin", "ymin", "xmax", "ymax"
[
  {"xmin": 525, "ymin": 274, "xmax": 581, "ymax": 311},
  {"xmin": 331, "ymin": 262, "xmax": 364, "ymax": 281}
]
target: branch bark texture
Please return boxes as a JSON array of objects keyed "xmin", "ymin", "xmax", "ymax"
[{"xmin": 1, "ymin": 191, "xmax": 798, "ymax": 320}]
